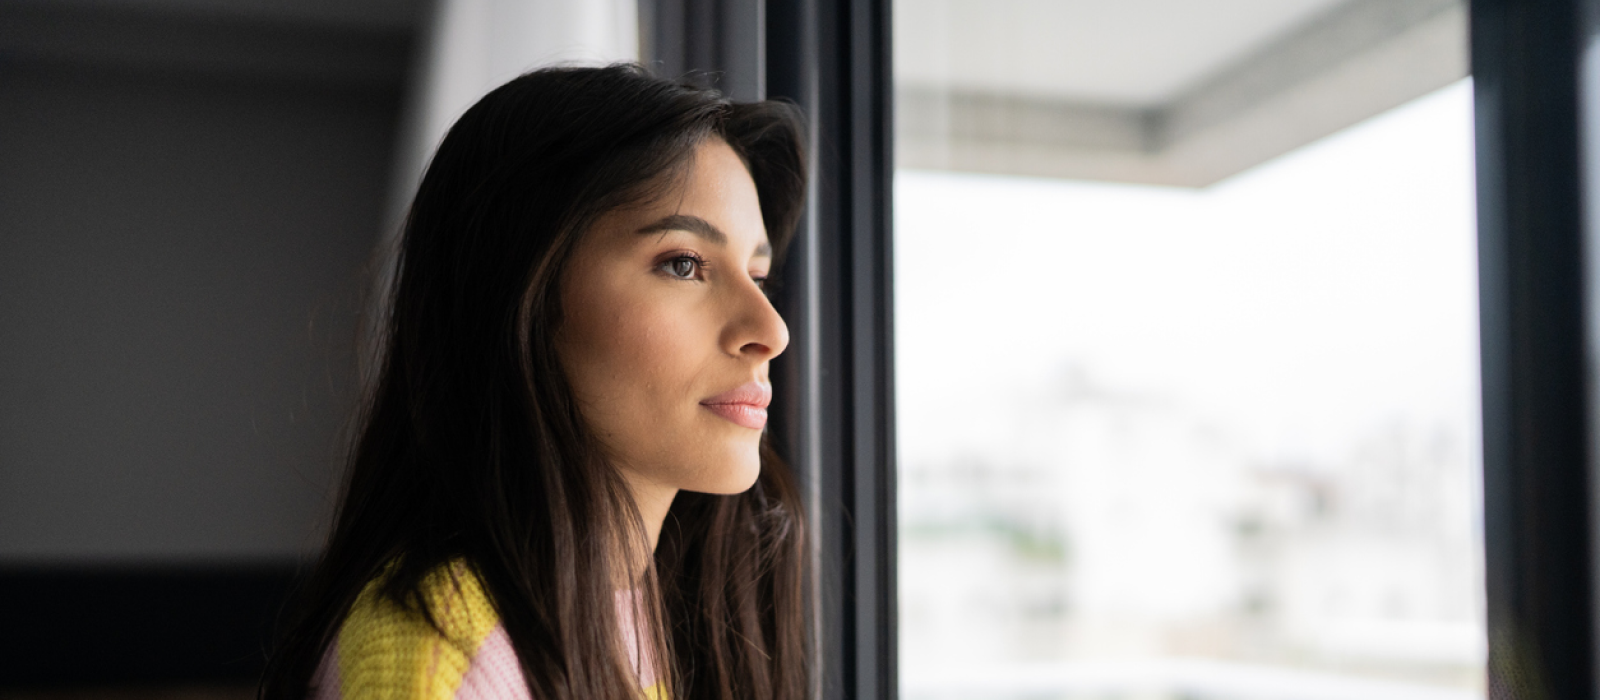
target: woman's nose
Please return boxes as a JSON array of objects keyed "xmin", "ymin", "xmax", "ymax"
[{"xmin": 723, "ymin": 279, "xmax": 790, "ymax": 361}]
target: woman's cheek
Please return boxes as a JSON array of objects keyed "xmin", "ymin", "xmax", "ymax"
[{"xmin": 619, "ymin": 298, "xmax": 702, "ymax": 420}]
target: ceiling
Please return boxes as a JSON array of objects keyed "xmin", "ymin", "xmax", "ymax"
[
  {"xmin": 896, "ymin": 0, "xmax": 1347, "ymax": 106},
  {"xmin": 7, "ymin": 0, "xmax": 425, "ymax": 31},
  {"xmin": 0, "ymin": 0, "xmax": 420, "ymax": 90},
  {"xmin": 893, "ymin": 0, "xmax": 1469, "ymax": 186}
]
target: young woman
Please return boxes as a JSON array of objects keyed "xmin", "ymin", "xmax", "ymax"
[{"xmin": 260, "ymin": 64, "xmax": 809, "ymax": 700}]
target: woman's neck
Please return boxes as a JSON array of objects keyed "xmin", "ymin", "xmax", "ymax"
[
  {"xmin": 632, "ymin": 481, "xmax": 678, "ymax": 553},
  {"xmin": 616, "ymin": 468, "xmax": 678, "ymax": 571}
]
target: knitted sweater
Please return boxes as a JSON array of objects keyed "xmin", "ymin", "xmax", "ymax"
[{"xmin": 308, "ymin": 562, "xmax": 664, "ymax": 700}]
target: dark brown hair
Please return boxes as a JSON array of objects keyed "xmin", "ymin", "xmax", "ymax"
[{"xmin": 261, "ymin": 64, "xmax": 808, "ymax": 700}]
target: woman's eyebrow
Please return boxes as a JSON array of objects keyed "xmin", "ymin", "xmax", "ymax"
[
  {"xmin": 638, "ymin": 214, "xmax": 726, "ymax": 244},
  {"xmin": 636, "ymin": 214, "xmax": 773, "ymax": 256}
]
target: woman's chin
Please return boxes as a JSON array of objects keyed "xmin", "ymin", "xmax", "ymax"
[{"xmin": 686, "ymin": 449, "xmax": 763, "ymax": 495}]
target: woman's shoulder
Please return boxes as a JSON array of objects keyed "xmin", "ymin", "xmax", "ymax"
[{"xmin": 309, "ymin": 560, "xmax": 530, "ymax": 700}]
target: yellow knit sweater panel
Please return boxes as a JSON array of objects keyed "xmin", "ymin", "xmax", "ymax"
[{"xmin": 335, "ymin": 562, "xmax": 501, "ymax": 700}]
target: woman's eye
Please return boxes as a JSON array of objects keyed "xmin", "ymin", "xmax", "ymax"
[
  {"xmin": 753, "ymin": 276, "xmax": 768, "ymax": 291},
  {"xmin": 662, "ymin": 255, "xmax": 702, "ymax": 279}
]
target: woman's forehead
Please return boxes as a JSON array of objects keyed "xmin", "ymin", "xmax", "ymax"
[{"xmin": 596, "ymin": 141, "xmax": 770, "ymax": 254}]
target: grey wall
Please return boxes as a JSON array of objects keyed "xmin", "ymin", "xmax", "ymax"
[{"xmin": 0, "ymin": 31, "xmax": 404, "ymax": 561}]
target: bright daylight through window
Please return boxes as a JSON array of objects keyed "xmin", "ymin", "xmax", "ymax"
[{"xmin": 893, "ymin": 1, "xmax": 1482, "ymax": 698}]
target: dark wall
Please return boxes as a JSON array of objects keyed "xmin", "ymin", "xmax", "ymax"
[
  {"xmin": 0, "ymin": 1, "xmax": 412, "ymax": 683},
  {"xmin": 0, "ymin": 59, "xmax": 399, "ymax": 562}
]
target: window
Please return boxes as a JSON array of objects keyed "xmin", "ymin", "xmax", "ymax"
[{"xmin": 893, "ymin": 2, "xmax": 1485, "ymax": 697}]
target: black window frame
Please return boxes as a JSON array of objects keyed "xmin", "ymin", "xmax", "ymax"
[
  {"xmin": 1472, "ymin": 0, "xmax": 1600, "ymax": 696},
  {"xmin": 646, "ymin": 2, "xmax": 898, "ymax": 700}
]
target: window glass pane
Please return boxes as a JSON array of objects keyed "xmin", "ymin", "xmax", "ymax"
[{"xmin": 893, "ymin": 2, "xmax": 1484, "ymax": 698}]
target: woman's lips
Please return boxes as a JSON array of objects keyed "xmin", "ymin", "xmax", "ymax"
[
  {"xmin": 701, "ymin": 382, "xmax": 772, "ymax": 430},
  {"xmin": 702, "ymin": 403, "xmax": 768, "ymax": 429}
]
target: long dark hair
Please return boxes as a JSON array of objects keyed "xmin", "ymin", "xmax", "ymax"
[{"xmin": 261, "ymin": 64, "xmax": 809, "ymax": 700}]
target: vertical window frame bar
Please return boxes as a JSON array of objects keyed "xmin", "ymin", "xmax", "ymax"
[
  {"xmin": 770, "ymin": 1, "xmax": 898, "ymax": 699},
  {"xmin": 1472, "ymin": 0, "xmax": 1600, "ymax": 696},
  {"xmin": 643, "ymin": 1, "xmax": 898, "ymax": 700}
]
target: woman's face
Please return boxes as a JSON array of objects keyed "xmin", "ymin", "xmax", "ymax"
[{"xmin": 556, "ymin": 138, "xmax": 788, "ymax": 510}]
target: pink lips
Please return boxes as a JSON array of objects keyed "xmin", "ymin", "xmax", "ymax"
[{"xmin": 700, "ymin": 381, "xmax": 772, "ymax": 430}]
